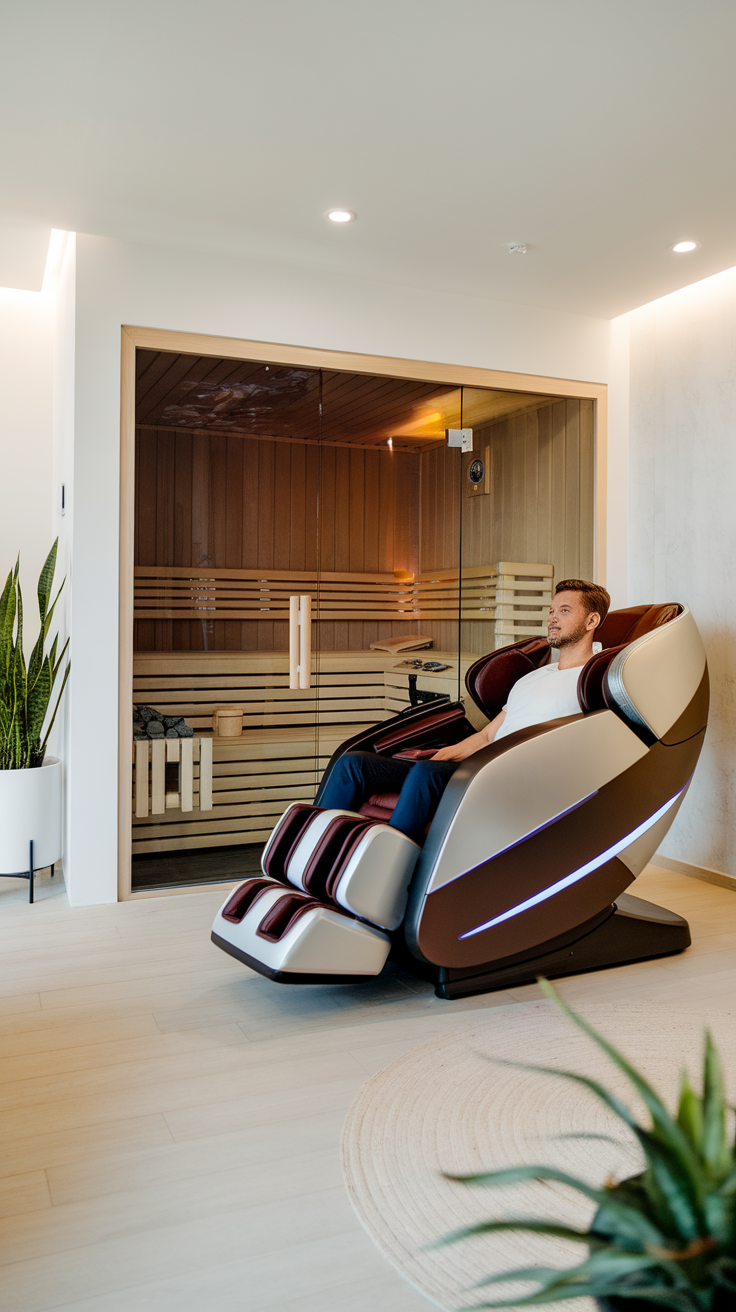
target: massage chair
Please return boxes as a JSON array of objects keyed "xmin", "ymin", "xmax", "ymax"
[{"xmin": 211, "ymin": 604, "xmax": 709, "ymax": 998}]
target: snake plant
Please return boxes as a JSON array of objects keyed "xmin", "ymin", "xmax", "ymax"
[
  {"xmin": 444, "ymin": 980, "xmax": 736, "ymax": 1310},
  {"xmin": 0, "ymin": 540, "xmax": 70, "ymax": 770}
]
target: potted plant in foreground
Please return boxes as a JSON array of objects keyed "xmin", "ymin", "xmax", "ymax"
[
  {"xmin": 0, "ymin": 541, "xmax": 70, "ymax": 901},
  {"xmin": 444, "ymin": 980, "xmax": 736, "ymax": 1310}
]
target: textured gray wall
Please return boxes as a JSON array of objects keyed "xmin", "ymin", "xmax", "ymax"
[{"xmin": 629, "ymin": 270, "xmax": 736, "ymax": 877}]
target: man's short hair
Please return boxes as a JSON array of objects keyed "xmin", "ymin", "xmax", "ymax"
[{"xmin": 554, "ymin": 579, "xmax": 611, "ymax": 626}]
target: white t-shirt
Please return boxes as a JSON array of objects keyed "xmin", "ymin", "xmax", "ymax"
[{"xmin": 494, "ymin": 645, "xmax": 601, "ymax": 743}]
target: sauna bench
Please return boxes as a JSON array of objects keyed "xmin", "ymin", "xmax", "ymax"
[{"xmin": 131, "ymin": 650, "xmax": 485, "ymax": 855}]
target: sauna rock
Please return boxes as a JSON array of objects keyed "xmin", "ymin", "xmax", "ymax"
[{"xmin": 133, "ymin": 705, "xmax": 194, "ymax": 740}]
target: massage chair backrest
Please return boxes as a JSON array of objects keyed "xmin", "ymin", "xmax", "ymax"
[{"xmin": 465, "ymin": 603, "xmax": 703, "ymax": 744}]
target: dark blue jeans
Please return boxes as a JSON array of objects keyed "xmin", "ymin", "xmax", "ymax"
[{"xmin": 318, "ymin": 750, "xmax": 457, "ymax": 843}]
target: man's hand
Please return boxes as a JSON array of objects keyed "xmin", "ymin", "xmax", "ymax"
[{"xmin": 431, "ymin": 710, "xmax": 506, "ymax": 761}]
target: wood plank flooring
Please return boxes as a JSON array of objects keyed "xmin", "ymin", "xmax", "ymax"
[{"xmin": 0, "ymin": 864, "xmax": 734, "ymax": 1310}]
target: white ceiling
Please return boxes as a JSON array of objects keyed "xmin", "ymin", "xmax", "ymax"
[{"xmin": 1, "ymin": 0, "xmax": 735, "ymax": 316}]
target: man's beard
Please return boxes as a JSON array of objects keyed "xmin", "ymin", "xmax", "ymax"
[{"xmin": 547, "ymin": 618, "xmax": 590, "ymax": 649}]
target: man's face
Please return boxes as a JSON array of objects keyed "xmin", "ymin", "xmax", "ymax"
[{"xmin": 547, "ymin": 591, "xmax": 598, "ymax": 648}]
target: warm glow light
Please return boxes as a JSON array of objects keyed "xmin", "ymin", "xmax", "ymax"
[
  {"xmin": 387, "ymin": 438, "xmax": 393, "ymax": 449},
  {"xmin": 671, "ymin": 240, "xmax": 698, "ymax": 254},
  {"xmin": 326, "ymin": 209, "xmax": 356, "ymax": 223}
]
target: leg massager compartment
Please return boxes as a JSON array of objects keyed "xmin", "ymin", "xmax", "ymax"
[
  {"xmin": 212, "ymin": 806, "xmax": 420, "ymax": 980},
  {"xmin": 212, "ymin": 880, "xmax": 392, "ymax": 978},
  {"xmin": 275, "ymin": 807, "xmax": 420, "ymax": 931}
]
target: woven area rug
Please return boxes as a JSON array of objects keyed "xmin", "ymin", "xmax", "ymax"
[{"xmin": 341, "ymin": 1001, "xmax": 735, "ymax": 1311}]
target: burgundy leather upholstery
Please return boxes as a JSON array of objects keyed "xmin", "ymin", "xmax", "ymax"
[
  {"xmin": 220, "ymin": 877, "xmax": 279, "ymax": 924},
  {"xmin": 576, "ymin": 644, "xmax": 627, "ymax": 713},
  {"xmin": 262, "ymin": 803, "xmax": 322, "ymax": 883},
  {"xmin": 256, "ymin": 892, "xmax": 322, "ymax": 943},
  {"xmin": 596, "ymin": 603, "xmax": 681, "ymax": 649},
  {"xmin": 359, "ymin": 792, "xmax": 401, "ymax": 821},
  {"xmin": 371, "ymin": 703, "xmax": 471, "ymax": 755},
  {"xmin": 465, "ymin": 638, "xmax": 551, "ymax": 720},
  {"xmin": 465, "ymin": 607, "xmax": 683, "ymax": 722},
  {"xmin": 301, "ymin": 815, "xmax": 376, "ymax": 901}
]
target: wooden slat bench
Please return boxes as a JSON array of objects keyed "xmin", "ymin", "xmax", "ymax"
[
  {"xmin": 131, "ymin": 649, "xmax": 482, "ymax": 856},
  {"xmin": 134, "ymin": 561, "xmax": 553, "ymax": 645}
]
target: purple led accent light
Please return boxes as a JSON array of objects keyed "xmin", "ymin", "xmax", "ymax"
[{"xmin": 459, "ymin": 782, "xmax": 688, "ymax": 940}]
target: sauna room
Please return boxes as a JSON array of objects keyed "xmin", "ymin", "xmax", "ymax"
[{"xmin": 129, "ymin": 349, "xmax": 594, "ymax": 893}]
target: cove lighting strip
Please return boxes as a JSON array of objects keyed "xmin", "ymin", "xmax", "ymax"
[{"xmin": 459, "ymin": 783, "xmax": 688, "ymax": 940}]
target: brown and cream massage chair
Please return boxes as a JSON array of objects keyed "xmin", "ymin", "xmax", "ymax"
[{"xmin": 211, "ymin": 605, "xmax": 709, "ymax": 999}]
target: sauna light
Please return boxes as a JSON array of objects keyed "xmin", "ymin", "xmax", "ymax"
[
  {"xmin": 387, "ymin": 438, "xmax": 393, "ymax": 449},
  {"xmin": 671, "ymin": 240, "xmax": 699, "ymax": 253},
  {"xmin": 326, "ymin": 209, "xmax": 356, "ymax": 223}
]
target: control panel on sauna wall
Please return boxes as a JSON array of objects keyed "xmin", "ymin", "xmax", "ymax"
[{"xmin": 465, "ymin": 445, "xmax": 491, "ymax": 496}]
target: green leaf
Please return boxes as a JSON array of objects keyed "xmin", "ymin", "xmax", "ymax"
[
  {"xmin": 36, "ymin": 539, "xmax": 58, "ymax": 626},
  {"xmin": 434, "ymin": 1217, "xmax": 604, "ymax": 1249},
  {"xmin": 26, "ymin": 658, "xmax": 51, "ymax": 747},
  {"xmin": 445, "ymin": 1163, "xmax": 668, "ymax": 1248},
  {"xmin": 537, "ymin": 981, "xmax": 708, "ymax": 1229},
  {"xmin": 39, "ymin": 662, "xmax": 70, "ymax": 759},
  {"xmin": 677, "ymin": 1073, "xmax": 703, "ymax": 1154},
  {"xmin": 702, "ymin": 1033, "xmax": 730, "ymax": 1179}
]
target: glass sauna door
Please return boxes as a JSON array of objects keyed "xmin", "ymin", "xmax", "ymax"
[
  {"xmin": 457, "ymin": 385, "xmax": 596, "ymax": 681},
  {"xmin": 131, "ymin": 353, "xmax": 323, "ymax": 891},
  {"xmin": 311, "ymin": 374, "xmax": 464, "ymax": 778}
]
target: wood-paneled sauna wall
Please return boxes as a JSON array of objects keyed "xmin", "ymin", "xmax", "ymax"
[
  {"xmin": 419, "ymin": 398, "xmax": 595, "ymax": 651},
  {"xmin": 135, "ymin": 428, "xmax": 420, "ymax": 651}
]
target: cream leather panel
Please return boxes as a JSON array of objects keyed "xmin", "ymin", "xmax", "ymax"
[
  {"xmin": 212, "ymin": 886, "xmax": 390, "ymax": 976},
  {"xmin": 426, "ymin": 711, "xmax": 648, "ymax": 894},
  {"xmin": 607, "ymin": 607, "xmax": 706, "ymax": 740}
]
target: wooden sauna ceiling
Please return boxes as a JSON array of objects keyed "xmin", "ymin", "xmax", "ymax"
[{"xmin": 135, "ymin": 351, "xmax": 551, "ymax": 452}]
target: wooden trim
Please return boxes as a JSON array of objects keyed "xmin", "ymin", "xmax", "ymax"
[
  {"xmin": 118, "ymin": 327, "xmax": 136, "ymax": 900},
  {"xmin": 124, "ymin": 326, "xmax": 606, "ymax": 399},
  {"xmin": 593, "ymin": 395, "xmax": 607, "ymax": 589},
  {"xmin": 119, "ymin": 325, "xmax": 608, "ymax": 900},
  {"xmin": 124, "ymin": 880, "xmax": 241, "ymax": 901},
  {"xmin": 651, "ymin": 854, "xmax": 736, "ymax": 892}
]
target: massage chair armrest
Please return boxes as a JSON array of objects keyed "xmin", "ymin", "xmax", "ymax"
[{"xmin": 314, "ymin": 700, "xmax": 475, "ymax": 802}]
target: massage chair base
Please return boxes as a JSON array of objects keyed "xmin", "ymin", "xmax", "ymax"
[
  {"xmin": 431, "ymin": 891, "xmax": 690, "ymax": 999},
  {"xmin": 210, "ymin": 931, "xmax": 380, "ymax": 985}
]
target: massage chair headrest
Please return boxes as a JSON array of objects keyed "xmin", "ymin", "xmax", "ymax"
[{"xmin": 465, "ymin": 604, "xmax": 683, "ymax": 720}]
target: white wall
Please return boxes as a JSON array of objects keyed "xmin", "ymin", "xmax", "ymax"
[
  {"xmin": 605, "ymin": 315, "xmax": 630, "ymax": 611},
  {"xmin": 0, "ymin": 288, "xmax": 53, "ymax": 638},
  {"xmin": 51, "ymin": 235, "xmax": 76, "ymax": 876},
  {"xmin": 628, "ymin": 265, "xmax": 736, "ymax": 878},
  {"xmin": 68, "ymin": 234, "xmax": 614, "ymax": 904}
]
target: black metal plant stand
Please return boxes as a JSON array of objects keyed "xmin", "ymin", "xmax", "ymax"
[{"xmin": 0, "ymin": 842, "xmax": 55, "ymax": 903}]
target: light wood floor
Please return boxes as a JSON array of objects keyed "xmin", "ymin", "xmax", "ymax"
[{"xmin": 0, "ymin": 864, "xmax": 734, "ymax": 1311}]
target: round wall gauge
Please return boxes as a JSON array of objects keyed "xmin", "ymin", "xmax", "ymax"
[{"xmin": 468, "ymin": 458, "xmax": 485, "ymax": 485}]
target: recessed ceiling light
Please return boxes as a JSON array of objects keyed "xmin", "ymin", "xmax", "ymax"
[
  {"xmin": 326, "ymin": 209, "xmax": 356, "ymax": 223},
  {"xmin": 670, "ymin": 240, "xmax": 699, "ymax": 253}
]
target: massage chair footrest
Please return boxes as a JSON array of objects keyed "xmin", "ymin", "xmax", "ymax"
[
  {"xmin": 210, "ymin": 931, "xmax": 387, "ymax": 985},
  {"xmin": 212, "ymin": 877, "xmax": 392, "ymax": 982}
]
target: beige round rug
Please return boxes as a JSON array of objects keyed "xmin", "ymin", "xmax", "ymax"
[{"xmin": 342, "ymin": 1001, "xmax": 736, "ymax": 1311}]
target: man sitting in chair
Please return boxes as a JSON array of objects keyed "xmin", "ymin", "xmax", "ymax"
[{"xmin": 318, "ymin": 579, "xmax": 610, "ymax": 842}]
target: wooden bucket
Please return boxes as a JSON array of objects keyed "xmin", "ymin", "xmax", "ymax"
[{"xmin": 212, "ymin": 706, "xmax": 244, "ymax": 737}]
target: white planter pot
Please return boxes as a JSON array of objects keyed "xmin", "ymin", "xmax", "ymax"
[{"xmin": 0, "ymin": 757, "xmax": 62, "ymax": 874}]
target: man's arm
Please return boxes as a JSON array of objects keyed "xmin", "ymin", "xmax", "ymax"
[{"xmin": 431, "ymin": 710, "xmax": 506, "ymax": 762}]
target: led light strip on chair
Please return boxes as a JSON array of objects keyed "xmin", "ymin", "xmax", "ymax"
[{"xmin": 459, "ymin": 783, "xmax": 689, "ymax": 939}]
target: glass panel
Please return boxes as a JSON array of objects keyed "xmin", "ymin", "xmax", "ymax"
[
  {"xmin": 313, "ymin": 369, "xmax": 463, "ymax": 784},
  {"xmin": 131, "ymin": 352, "xmax": 322, "ymax": 891},
  {"xmin": 458, "ymin": 386, "xmax": 595, "ymax": 736}
]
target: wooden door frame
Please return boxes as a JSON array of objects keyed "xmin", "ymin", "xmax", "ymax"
[{"xmin": 119, "ymin": 325, "xmax": 608, "ymax": 900}]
